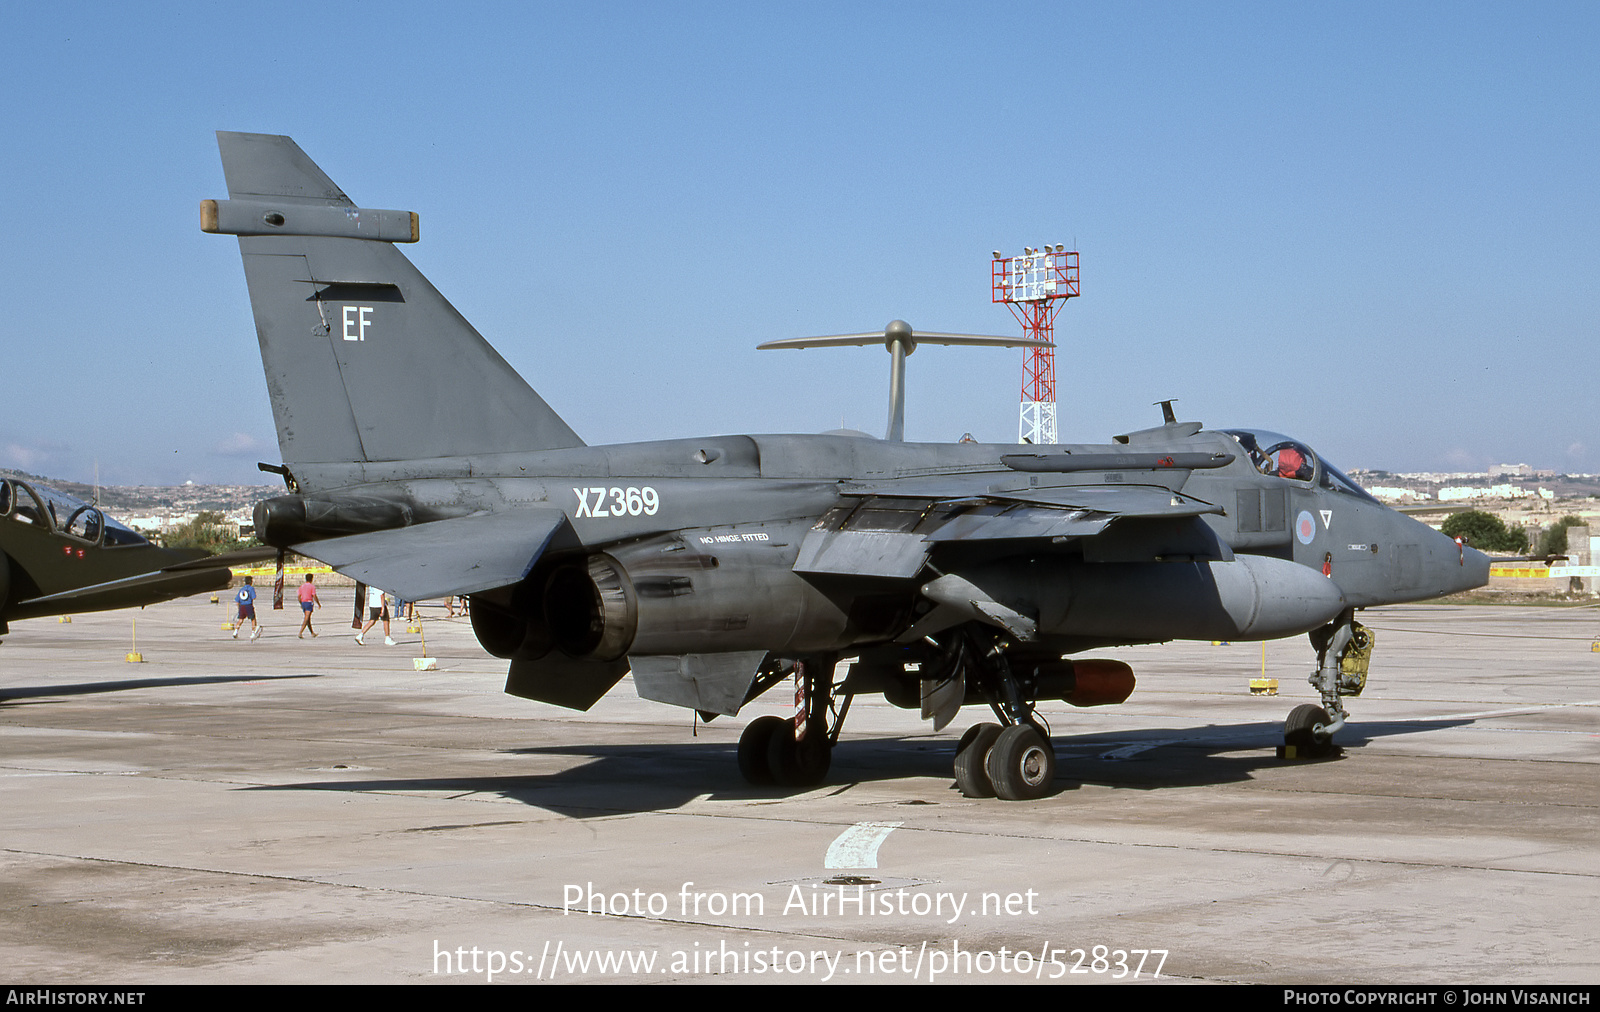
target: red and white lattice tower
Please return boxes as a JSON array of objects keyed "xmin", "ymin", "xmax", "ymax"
[{"xmin": 992, "ymin": 246, "xmax": 1079, "ymax": 444}]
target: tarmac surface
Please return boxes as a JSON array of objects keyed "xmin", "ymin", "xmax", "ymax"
[{"xmin": 2, "ymin": 596, "xmax": 1597, "ymax": 984}]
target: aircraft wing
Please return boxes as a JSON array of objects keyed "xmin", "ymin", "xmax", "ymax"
[
  {"xmin": 292, "ymin": 510, "xmax": 574, "ymax": 601},
  {"xmin": 161, "ymin": 546, "xmax": 282, "ymax": 569},
  {"xmin": 14, "ymin": 560, "xmax": 243, "ymax": 611},
  {"xmin": 837, "ymin": 472, "xmax": 1217, "ymax": 506},
  {"xmin": 11, "ymin": 545, "xmax": 279, "ymax": 608},
  {"xmin": 797, "ymin": 482, "xmax": 1229, "ymax": 579}
]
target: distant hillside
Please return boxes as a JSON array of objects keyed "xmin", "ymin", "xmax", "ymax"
[{"xmin": 0, "ymin": 468, "xmax": 279, "ymax": 517}]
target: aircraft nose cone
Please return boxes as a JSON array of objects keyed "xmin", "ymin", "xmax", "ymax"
[{"xmin": 1460, "ymin": 545, "xmax": 1491, "ymax": 592}]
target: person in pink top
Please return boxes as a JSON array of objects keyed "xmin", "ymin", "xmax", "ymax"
[{"xmin": 297, "ymin": 574, "xmax": 322, "ymax": 638}]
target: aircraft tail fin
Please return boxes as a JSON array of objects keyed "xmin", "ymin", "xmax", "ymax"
[{"xmin": 205, "ymin": 132, "xmax": 583, "ymax": 472}]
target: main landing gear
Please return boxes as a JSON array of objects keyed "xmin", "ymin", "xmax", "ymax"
[
  {"xmin": 950, "ymin": 636, "xmax": 1056, "ymax": 801},
  {"xmin": 736, "ymin": 655, "xmax": 850, "ymax": 789},
  {"xmin": 732, "ymin": 632, "xmax": 1061, "ymax": 800},
  {"xmin": 1285, "ymin": 608, "xmax": 1372, "ymax": 758},
  {"xmin": 954, "ymin": 722, "xmax": 1055, "ymax": 800}
]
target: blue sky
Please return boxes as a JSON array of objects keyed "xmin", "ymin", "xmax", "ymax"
[{"xmin": 2, "ymin": 2, "xmax": 1595, "ymax": 486}]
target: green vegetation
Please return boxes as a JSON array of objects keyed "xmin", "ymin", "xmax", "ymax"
[
  {"xmin": 1440, "ymin": 510, "xmax": 1528, "ymax": 553},
  {"xmin": 161, "ymin": 511, "xmax": 255, "ymax": 554},
  {"xmin": 1536, "ymin": 515, "xmax": 1585, "ymax": 558}
]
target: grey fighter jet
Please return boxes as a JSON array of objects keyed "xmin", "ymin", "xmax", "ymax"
[{"xmin": 204, "ymin": 132, "xmax": 1490, "ymax": 800}]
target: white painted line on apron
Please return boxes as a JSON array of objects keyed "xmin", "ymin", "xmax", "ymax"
[{"xmin": 824, "ymin": 821, "xmax": 904, "ymax": 869}]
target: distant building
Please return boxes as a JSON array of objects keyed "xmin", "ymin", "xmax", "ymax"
[
  {"xmin": 1439, "ymin": 484, "xmax": 1532, "ymax": 501},
  {"xmin": 1368, "ymin": 486, "xmax": 1432, "ymax": 502}
]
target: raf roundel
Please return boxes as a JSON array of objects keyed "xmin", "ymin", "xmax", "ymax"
[{"xmin": 1296, "ymin": 510, "xmax": 1317, "ymax": 545}]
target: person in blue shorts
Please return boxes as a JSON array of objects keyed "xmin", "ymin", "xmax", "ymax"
[
  {"xmin": 233, "ymin": 576, "xmax": 260, "ymax": 641},
  {"xmin": 297, "ymin": 574, "xmax": 321, "ymax": 638}
]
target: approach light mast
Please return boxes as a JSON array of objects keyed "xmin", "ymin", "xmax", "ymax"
[{"xmin": 992, "ymin": 246, "xmax": 1079, "ymax": 444}]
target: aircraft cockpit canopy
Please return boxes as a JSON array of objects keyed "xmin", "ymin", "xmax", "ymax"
[
  {"xmin": 0, "ymin": 478, "xmax": 149, "ymax": 547},
  {"xmin": 1221, "ymin": 429, "xmax": 1379, "ymax": 504}
]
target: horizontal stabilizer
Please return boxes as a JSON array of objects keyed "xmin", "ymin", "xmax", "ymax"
[
  {"xmin": 505, "ymin": 654, "xmax": 628, "ymax": 711},
  {"xmin": 293, "ymin": 510, "xmax": 573, "ymax": 601},
  {"xmin": 629, "ymin": 651, "xmax": 769, "ymax": 716}
]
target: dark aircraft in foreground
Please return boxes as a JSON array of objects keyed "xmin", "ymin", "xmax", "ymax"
[
  {"xmin": 204, "ymin": 132, "xmax": 1490, "ymax": 799},
  {"xmin": 0, "ymin": 476, "xmax": 269, "ymax": 640}
]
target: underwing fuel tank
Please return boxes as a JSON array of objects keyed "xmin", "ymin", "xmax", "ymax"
[
  {"xmin": 1031, "ymin": 658, "xmax": 1137, "ymax": 706},
  {"xmin": 966, "ymin": 554, "xmax": 1347, "ymax": 642}
]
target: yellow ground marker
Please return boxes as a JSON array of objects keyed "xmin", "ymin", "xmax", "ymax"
[
  {"xmin": 125, "ymin": 617, "xmax": 144, "ymax": 663},
  {"xmin": 413, "ymin": 622, "xmax": 437, "ymax": 670},
  {"xmin": 1250, "ymin": 642, "xmax": 1276, "ymax": 694}
]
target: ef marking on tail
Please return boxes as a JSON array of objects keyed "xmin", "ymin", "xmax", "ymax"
[{"xmin": 206, "ymin": 131, "xmax": 582, "ymax": 475}]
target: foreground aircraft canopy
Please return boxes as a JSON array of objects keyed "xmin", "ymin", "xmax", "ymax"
[
  {"xmin": 0, "ymin": 477, "xmax": 268, "ymax": 638},
  {"xmin": 205, "ymin": 132, "xmax": 1491, "ymax": 799}
]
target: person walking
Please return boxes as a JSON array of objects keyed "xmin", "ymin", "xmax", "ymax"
[
  {"xmin": 233, "ymin": 576, "xmax": 261, "ymax": 641},
  {"xmin": 297, "ymin": 574, "xmax": 321, "ymax": 638},
  {"xmin": 357, "ymin": 583, "xmax": 395, "ymax": 646}
]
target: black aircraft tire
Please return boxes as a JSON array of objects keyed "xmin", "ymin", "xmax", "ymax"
[
  {"xmin": 738, "ymin": 715, "xmax": 786, "ymax": 786},
  {"xmin": 953, "ymin": 723, "xmax": 1004, "ymax": 798},
  {"xmin": 955, "ymin": 722, "xmax": 988, "ymax": 756},
  {"xmin": 1284, "ymin": 703, "xmax": 1333, "ymax": 758},
  {"xmin": 985, "ymin": 725, "xmax": 1055, "ymax": 801},
  {"xmin": 767, "ymin": 720, "xmax": 831, "ymax": 788}
]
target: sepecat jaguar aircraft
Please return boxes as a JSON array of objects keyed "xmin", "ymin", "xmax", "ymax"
[{"xmin": 204, "ymin": 132, "xmax": 1490, "ymax": 800}]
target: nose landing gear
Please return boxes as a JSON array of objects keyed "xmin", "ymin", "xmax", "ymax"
[
  {"xmin": 1285, "ymin": 608, "xmax": 1371, "ymax": 758},
  {"xmin": 1283, "ymin": 703, "xmax": 1335, "ymax": 758}
]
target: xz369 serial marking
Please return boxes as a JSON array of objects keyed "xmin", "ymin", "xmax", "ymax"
[{"xmin": 573, "ymin": 486, "xmax": 659, "ymax": 518}]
